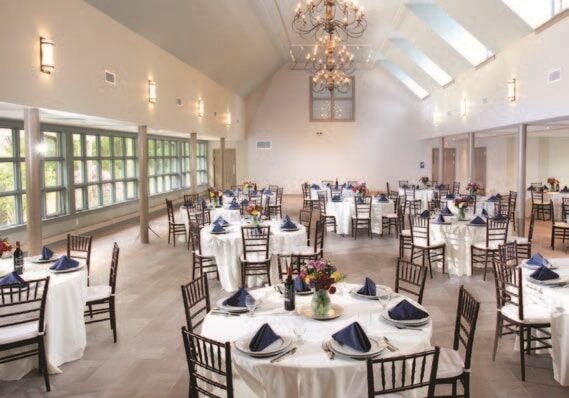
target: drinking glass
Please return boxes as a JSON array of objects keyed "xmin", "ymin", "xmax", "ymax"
[
  {"xmin": 293, "ymin": 318, "xmax": 306, "ymax": 344},
  {"xmin": 246, "ymin": 296, "xmax": 256, "ymax": 317}
]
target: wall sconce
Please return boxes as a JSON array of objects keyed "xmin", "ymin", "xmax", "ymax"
[
  {"xmin": 197, "ymin": 99, "xmax": 204, "ymax": 117},
  {"xmin": 460, "ymin": 97, "xmax": 468, "ymax": 117},
  {"xmin": 433, "ymin": 111, "xmax": 442, "ymax": 125},
  {"xmin": 40, "ymin": 37, "xmax": 55, "ymax": 74},
  {"xmin": 225, "ymin": 112, "xmax": 232, "ymax": 126},
  {"xmin": 148, "ymin": 80, "xmax": 157, "ymax": 103},
  {"xmin": 507, "ymin": 78, "xmax": 517, "ymax": 102}
]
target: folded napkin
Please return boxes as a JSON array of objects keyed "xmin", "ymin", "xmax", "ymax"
[
  {"xmin": 332, "ymin": 322, "xmax": 371, "ymax": 352},
  {"xmin": 249, "ymin": 323, "xmax": 280, "ymax": 352},
  {"xmin": 214, "ymin": 216, "xmax": 229, "ymax": 225},
  {"xmin": 223, "ymin": 288, "xmax": 253, "ymax": 307},
  {"xmin": 347, "ymin": 184, "xmax": 353, "ymax": 189},
  {"xmin": 388, "ymin": 299, "xmax": 429, "ymax": 321},
  {"xmin": 356, "ymin": 196, "xmax": 364, "ymax": 204},
  {"xmin": 446, "ymin": 193, "xmax": 455, "ymax": 199},
  {"xmin": 281, "ymin": 218, "xmax": 297, "ymax": 230},
  {"xmin": 223, "ymin": 190, "xmax": 234, "ymax": 197},
  {"xmin": 469, "ymin": 216, "xmax": 486, "ymax": 225},
  {"xmin": 211, "ymin": 222, "xmax": 225, "ymax": 233},
  {"xmin": 357, "ymin": 277, "xmax": 376, "ymax": 296},
  {"xmin": 434, "ymin": 214, "xmax": 446, "ymax": 223},
  {"xmin": 530, "ymin": 266, "xmax": 559, "ymax": 281},
  {"xmin": 0, "ymin": 272, "xmax": 26, "ymax": 287},
  {"xmin": 311, "ymin": 184, "xmax": 320, "ymax": 189},
  {"xmin": 482, "ymin": 208, "xmax": 488, "ymax": 216},
  {"xmin": 440, "ymin": 206, "xmax": 452, "ymax": 216},
  {"xmin": 251, "ymin": 190, "xmax": 258, "ymax": 196},
  {"xmin": 241, "ymin": 199, "xmax": 249, "ymax": 206},
  {"xmin": 41, "ymin": 246, "xmax": 54, "ymax": 260},
  {"xmin": 561, "ymin": 186, "xmax": 569, "ymax": 193},
  {"xmin": 493, "ymin": 213, "xmax": 507, "ymax": 221},
  {"xmin": 50, "ymin": 255, "xmax": 79, "ymax": 271},
  {"xmin": 487, "ymin": 195, "xmax": 498, "ymax": 202},
  {"xmin": 527, "ymin": 253, "xmax": 550, "ymax": 267},
  {"xmin": 263, "ymin": 189, "xmax": 272, "ymax": 195},
  {"xmin": 294, "ymin": 276, "xmax": 310, "ymax": 292},
  {"xmin": 419, "ymin": 210, "xmax": 430, "ymax": 218},
  {"xmin": 377, "ymin": 194, "xmax": 389, "ymax": 202},
  {"xmin": 229, "ymin": 201, "xmax": 240, "ymax": 209},
  {"xmin": 332, "ymin": 195, "xmax": 342, "ymax": 202},
  {"xmin": 496, "ymin": 193, "xmax": 502, "ymax": 199}
]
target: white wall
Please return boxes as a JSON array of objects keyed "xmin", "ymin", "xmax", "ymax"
[{"xmin": 246, "ymin": 66, "xmax": 426, "ymax": 193}]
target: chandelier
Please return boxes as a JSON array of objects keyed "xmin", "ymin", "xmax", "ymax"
[
  {"xmin": 293, "ymin": 0, "xmax": 367, "ymax": 41},
  {"xmin": 305, "ymin": 35, "xmax": 355, "ymax": 93}
]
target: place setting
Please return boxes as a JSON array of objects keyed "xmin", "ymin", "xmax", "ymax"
[
  {"xmin": 322, "ymin": 321, "xmax": 389, "ymax": 360},
  {"xmin": 234, "ymin": 323, "xmax": 296, "ymax": 363},
  {"xmin": 381, "ymin": 299, "xmax": 431, "ymax": 331}
]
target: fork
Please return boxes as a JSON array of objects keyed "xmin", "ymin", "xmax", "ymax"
[{"xmin": 321, "ymin": 341, "xmax": 335, "ymax": 360}]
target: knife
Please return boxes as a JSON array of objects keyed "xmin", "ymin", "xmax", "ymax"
[{"xmin": 270, "ymin": 347, "xmax": 297, "ymax": 363}]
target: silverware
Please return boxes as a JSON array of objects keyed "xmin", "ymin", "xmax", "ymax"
[
  {"xmin": 270, "ymin": 347, "xmax": 297, "ymax": 363},
  {"xmin": 210, "ymin": 310, "xmax": 241, "ymax": 317},
  {"xmin": 382, "ymin": 337, "xmax": 398, "ymax": 352},
  {"xmin": 393, "ymin": 324, "xmax": 424, "ymax": 331},
  {"xmin": 321, "ymin": 341, "xmax": 335, "ymax": 360}
]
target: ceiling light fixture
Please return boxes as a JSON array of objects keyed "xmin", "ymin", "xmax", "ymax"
[
  {"xmin": 507, "ymin": 78, "xmax": 517, "ymax": 102},
  {"xmin": 148, "ymin": 80, "xmax": 157, "ymax": 103},
  {"xmin": 460, "ymin": 97, "xmax": 468, "ymax": 117},
  {"xmin": 306, "ymin": 35, "xmax": 355, "ymax": 93},
  {"xmin": 40, "ymin": 37, "xmax": 55, "ymax": 74},
  {"xmin": 197, "ymin": 99, "xmax": 204, "ymax": 117}
]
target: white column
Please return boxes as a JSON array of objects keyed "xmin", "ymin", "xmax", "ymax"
[
  {"xmin": 517, "ymin": 124, "xmax": 527, "ymax": 235},
  {"xmin": 137, "ymin": 125, "xmax": 149, "ymax": 244},
  {"xmin": 220, "ymin": 137, "xmax": 226, "ymax": 190},
  {"xmin": 24, "ymin": 109, "xmax": 43, "ymax": 255},
  {"xmin": 467, "ymin": 132, "xmax": 475, "ymax": 183},
  {"xmin": 190, "ymin": 132, "xmax": 198, "ymax": 194},
  {"xmin": 438, "ymin": 137, "xmax": 444, "ymax": 184}
]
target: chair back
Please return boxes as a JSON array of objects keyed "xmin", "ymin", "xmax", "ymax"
[
  {"xmin": 275, "ymin": 187, "xmax": 284, "ymax": 206},
  {"xmin": 355, "ymin": 196, "xmax": 372, "ymax": 218},
  {"xmin": 299, "ymin": 209, "xmax": 312, "ymax": 245},
  {"xmin": 313, "ymin": 220, "xmax": 325, "ymax": 257},
  {"xmin": 530, "ymin": 182, "xmax": 543, "ymax": 190},
  {"xmin": 492, "ymin": 261, "xmax": 524, "ymax": 321},
  {"xmin": 302, "ymin": 183, "xmax": 311, "ymax": 201},
  {"xmin": 191, "ymin": 209, "xmax": 211, "ymax": 228},
  {"xmin": 317, "ymin": 191, "xmax": 328, "ymax": 217},
  {"xmin": 268, "ymin": 184, "xmax": 279, "ymax": 192},
  {"xmin": 452, "ymin": 181, "xmax": 460, "ymax": 195},
  {"xmin": 183, "ymin": 194, "xmax": 199, "ymax": 207},
  {"xmin": 181, "ymin": 327, "xmax": 233, "ymax": 398},
  {"xmin": 527, "ymin": 210, "xmax": 536, "ymax": 243},
  {"xmin": 109, "ymin": 243, "xmax": 120, "ymax": 294},
  {"xmin": 181, "ymin": 275, "xmax": 210, "ymax": 332},
  {"xmin": 407, "ymin": 200, "xmax": 422, "ymax": 216},
  {"xmin": 531, "ymin": 190, "xmax": 544, "ymax": 204},
  {"xmin": 398, "ymin": 180, "xmax": 409, "ymax": 188},
  {"xmin": 403, "ymin": 186, "xmax": 416, "ymax": 201},
  {"xmin": 452, "ymin": 286, "xmax": 480, "ymax": 372},
  {"xmin": 395, "ymin": 259, "xmax": 427, "ymax": 304},
  {"xmin": 485, "ymin": 217, "xmax": 509, "ymax": 247},
  {"xmin": 386, "ymin": 182, "xmax": 391, "ymax": 195},
  {"xmin": 0, "ymin": 277, "xmax": 50, "ymax": 335},
  {"xmin": 67, "ymin": 233, "xmax": 93, "ymax": 283},
  {"xmin": 366, "ymin": 347, "xmax": 440, "ymax": 397},
  {"xmin": 562, "ymin": 198, "xmax": 569, "ymax": 221},
  {"xmin": 428, "ymin": 198, "xmax": 441, "ymax": 214},
  {"xmin": 498, "ymin": 241, "xmax": 518, "ymax": 268},
  {"xmin": 410, "ymin": 215, "xmax": 431, "ymax": 247},
  {"xmin": 188, "ymin": 221, "xmax": 203, "ymax": 253},
  {"xmin": 241, "ymin": 226, "xmax": 270, "ymax": 261}
]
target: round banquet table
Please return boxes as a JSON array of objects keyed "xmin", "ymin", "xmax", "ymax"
[
  {"xmin": 545, "ymin": 192, "xmax": 569, "ymax": 220},
  {"xmin": 326, "ymin": 199, "xmax": 394, "ymax": 236},
  {"xmin": 429, "ymin": 216, "xmax": 487, "ymax": 276},
  {"xmin": 520, "ymin": 259, "xmax": 569, "ymax": 386},
  {"xmin": 0, "ymin": 257, "xmax": 87, "ymax": 380},
  {"xmin": 446, "ymin": 196, "xmax": 498, "ymax": 217},
  {"xmin": 200, "ymin": 221, "xmax": 307, "ymax": 292},
  {"xmin": 201, "ymin": 284, "xmax": 433, "ymax": 398},
  {"xmin": 398, "ymin": 188, "xmax": 434, "ymax": 210},
  {"xmin": 180, "ymin": 205, "xmax": 242, "ymax": 225}
]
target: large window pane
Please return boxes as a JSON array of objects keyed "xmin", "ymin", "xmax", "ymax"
[
  {"xmin": 87, "ymin": 185, "xmax": 100, "ymax": 209},
  {"xmin": 0, "ymin": 129, "xmax": 13, "ymax": 157},
  {"xmin": 87, "ymin": 160, "xmax": 100, "ymax": 182},
  {"xmin": 86, "ymin": 135, "xmax": 98, "ymax": 157},
  {"xmin": 126, "ymin": 160, "xmax": 136, "ymax": 178},
  {"xmin": 100, "ymin": 136, "xmax": 111, "ymax": 157},
  {"xmin": 101, "ymin": 160, "xmax": 111, "ymax": 181},
  {"xmin": 44, "ymin": 191, "xmax": 62, "ymax": 217},
  {"xmin": 113, "ymin": 137, "xmax": 123, "ymax": 156},
  {"xmin": 0, "ymin": 162, "xmax": 15, "ymax": 192},
  {"xmin": 102, "ymin": 183, "xmax": 113, "ymax": 205},
  {"xmin": 43, "ymin": 161, "xmax": 62, "ymax": 187},
  {"xmin": 114, "ymin": 160, "xmax": 124, "ymax": 179},
  {"xmin": 125, "ymin": 138, "xmax": 134, "ymax": 157},
  {"xmin": 0, "ymin": 195, "xmax": 16, "ymax": 226},
  {"xmin": 126, "ymin": 181, "xmax": 135, "ymax": 199},
  {"xmin": 73, "ymin": 134, "xmax": 82, "ymax": 157},
  {"xmin": 75, "ymin": 188, "xmax": 85, "ymax": 211},
  {"xmin": 74, "ymin": 161, "xmax": 84, "ymax": 184},
  {"xmin": 43, "ymin": 132, "xmax": 59, "ymax": 157},
  {"xmin": 115, "ymin": 182, "xmax": 125, "ymax": 202}
]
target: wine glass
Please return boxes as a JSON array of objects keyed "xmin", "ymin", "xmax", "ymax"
[
  {"xmin": 293, "ymin": 318, "xmax": 306, "ymax": 344},
  {"xmin": 245, "ymin": 295, "xmax": 257, "ymax": 317}
]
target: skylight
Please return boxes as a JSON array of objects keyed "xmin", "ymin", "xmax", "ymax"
[
  {"xmin": 381, "ymin": 60, "xmax": 429, "ymax": 100},
  {"xmin": 406, "ymin": 2, "xmax": 494, "ymax": 67},
  {"xmin": 390, "ymin": 36, "xmax": 453, "ymax": 86},
  {"xmin": 502, "ymin": 0, "xmax": 568, "ymax": 28}
]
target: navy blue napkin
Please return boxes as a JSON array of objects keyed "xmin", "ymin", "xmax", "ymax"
[
  {"xmin": 494, "ymin": 213, "xmax": 507, "ymax": 221},
  {"xmin": 332, "ymin": 195, "xmax": 342, "ymax": 202},
  {"xmin": 211, "ymin": 222, "xmax": 225, "ymax": 233},
  {"xmin": 41, "ymin": 246, "xmax": 54, "ymax": 260},
  {"xmin": 561, "ymin": 186, "xmax": 569, "ymax": 193},
  {"xmin": 249, "ymin": 323, "xmax": 280, "ymax": 352},
  {"xmin": 469, "ymin": 216, "xmax": 486, "ymax": 225},
  {"xmin": 434, "ymin": 214, "xmax": 446, "ymax": 224},
  {"xmin": 223, "ymin": 288, "xmax": 253, "ymax": 307},
  {"xmin": 332, "ymin": 322, "xmax": 371, "ymax": 352},
  {"xmin": 530, "ymin": 266, "xmax": 559, "ymax": 281},
  {"xmin": 496, "ymin": 193, "xmax": 502, "ymax": 199},
  {"xmin": 241, "ymin": 199, "xmax": 249, "ymax": 206},
  {"xmin": 311, "ymin": 184, "xmax": 320, "ymax": 189},
  {"xmin": 357, "ymin": 277, "xmax": 376, "ymax": 296},
  {"xmin": 482, "ymin": 208, "xmax": 488, "ymax": 216},
  {"xmin": 388, "ymin": 299, "xmax": 429, "ymax": 321},
  {"xmin": 440, "ymin": 206, "xmax": 452, "ymax": 216},
  {"xmin": 347, "ymin": 184, "xmax": 353, "ymax": 189},
  {"xmin": 50, "ymin": 255, "xmax": 79, "ymax": 271},
  {"xmin": 229, "ymin": 200, "xmax": 240, "ymax": 209},
  {"xmin": 487, "ymin": 195, "xmax": 497, "ymax": 202},
  {"xmin": 377, "ymin": 194, "xmax": 388, "ymax": 202},
  {"xmin": 294, "ymin": 276, "xmax": 310, "ymax": 292},
  {"xmin": 0, "ymin": 272, "xmax": 26, "ymax": 287},
  {"xmin": 281, "ymin": 218, "xmax": 297, "ymax": 230},
  {"xmin": 527, "ymin": 186, "xmax": 534, "ymax": 191},
  {"xmin": 527, "ymin": 253, "xmax": 549, "ymax": 267},
  {"xmin": 214, "ymin": 216, "xmax": 229, "ymax": 226},
  {"xmin": 446, "ymin": 193, "xmax": 455, "ymax": 199},
  {"xmin": 223, "ymin": 190, "xmax": 234, "ymax": 197},
  {"xmin": 420, "ymin": 210, "xmax": 430, "ymax": 218}
]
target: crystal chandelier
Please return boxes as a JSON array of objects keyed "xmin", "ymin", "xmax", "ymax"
[
  {"xmin": 293, "ymin": 0, "xmax": 367, "ymax": 41},
  {"xmin": 305, "ymin": 35, "xmax": 355, "ymax": 93}
]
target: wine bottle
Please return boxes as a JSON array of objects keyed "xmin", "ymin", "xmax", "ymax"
[
  {"xmin": 13, "ymin": 241, "xmax": 24, "ymax": 275},
  {"xmin": 284, "ymin": 267, "xmax": 295, "ymax": 311}
]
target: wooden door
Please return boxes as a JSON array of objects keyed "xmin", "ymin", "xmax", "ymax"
[
  {"xmin": 442, "ymin": 148, "xmax": 456, "ymax": 185},
  {"xmin": 213, "ymin": 148, "xmax": 236, "ymax": 188},
  {"xmin": 473, "ymin": 147, "xmax": 487, "ymax": 189},
  {"xmin": 432, "ymin": 148, "xmax": 440, "ymax": 183}
]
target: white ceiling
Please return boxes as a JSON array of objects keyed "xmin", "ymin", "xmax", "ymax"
[{"xmin": 84, "ymin": 0, "xmax": 536, "ymax": 98}]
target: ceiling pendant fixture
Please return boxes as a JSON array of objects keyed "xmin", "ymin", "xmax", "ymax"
[
  {"xmin": 293, "ymin": 0, "xmax": 367, "ymax": 41},
  {"xmin": 306, "ymin": 35, "xmax": 355, "ymax": 93}
]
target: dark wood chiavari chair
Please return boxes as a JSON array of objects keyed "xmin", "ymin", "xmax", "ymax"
[
  {"xmin": 409, "ymin": 215, "xmax": 446, "ymax": 278},
  {"xmin": 352, "ymin": 196, "xmax": 372, "ymax": 239},
  {"xmin": 498, "ymin": 241, "xmax": 519, "ymax": 268},
  {"xmin": 321, "ymin": 180, "xmax": 334, "ymax": 187},
  {"xmin": 266, "ymin": 187, "xmax": 284, "ymax": 219},
  {"xmin": 470, "ymin": 217, "xmax": 509, "ymax": 281},
  {"xmin": 67, "ymin": 233, "xmax": 93, "ymax": 284},
  {"xmin": 382, "ymin": 196, "xmax": 400, "ymax": 236},
  {"xmin": 511, "ymin": 209, "xmax": 535, "ymax": 259},
  {"xmin": 182, "ymin": 327, "xmax": 234, "ymax": 398},
  {"xmin": 385, "ymin": 182, "xmax": 391, "ymax": 195},
  {"xmin": 531, "ymin": 189, "xmax": 552, "ymax": 221},
  {"xmin": 302, "ymin": 183, "xmax": 316, "ymax": 210},
  {"xmin": 183, "ymin": 194, "xmax": 199, "ymax": 206},
  {"xmin": 551, "ymin": 200, "xmax": 569, "ymax": 250},
  {"xmin": 388, "ymin": 190, "xmax": 399, "ymax": 200},
  {"xmin": 240, "ymin": 225, "xmax": 272, "ymax": 287},
  {"xmin": 452, "ymin": 181, "xmax": 461, "ymax": 195},
  {"xmin": 562, "ymin": 197, "xmax": 569, "ymax": 220},
  {"xmin": 435, "ymin": 286, "xmax": 480, "ymax": 397},
  {"xmin": 84, "ymin": 243, "xmax": 120, "ymax": 343},
  {"xmin": 268, "ymin": 184, "xmax": 279, "ymax": 192},
  {"xmin": 399, "ymin": 199, "xmax": 412, "ymax": 259},
  {"xmin": 530, "ymin": 182, "xmax": 543, "ymax": 190},
  {"xmin": 367, "ymin": 347, "xmax": 440, "ymax": 398},
  {"xmin": 491, "ymin": 262, "xmax": 551, "ymax": 381},
  {"xmin": 188, "ymin": 221, "xmax": 219, "ymax": 280},
  {"xmin": 508, "ymin": 191, "xmax": 518, "ymax": 232},
  {"xmin": 277, "ymin": 220, "xmax": 326, "ymax": 278},
  {"xmin": 299, "ymin": 208, "xmax": 313, "ymax": 246},
  {"xmin": 428, "ymin": 198, "xmax": 442, "ymax": 214},
  {"xmin": 404, "ymin": 199, "xmax": 422, "ymax": 230},
  {"xmin": 435, "ymin": 186, "xmax": 450, "ymax": 201},
  {"xmin": 398, "ymin": 180, "xmax": 409, "ymax": 188},
  {"xmin": 166, "ymin": 199, "xmax": 187, "ymax": 246},
  {"xmin": 0, "ymin": 277, "xmax": 51, "ymax": 391},
  {"xmin": 347, "ymin": 180, "xmax": 358, "ymax": 186},
  {"xmin": 395, "ymin": 258, "xmax": 427, "ymax": 304},
  {"xmin": 181, "ymin": 275, "xmax": 210, "ymax": 332},
  {"xmin": 190, "ymin": 208, "xmax": 212, "ymax": 228},
  {"xmin": 317, "ymin": 191, "xmax": 336, "ymax": 233}
]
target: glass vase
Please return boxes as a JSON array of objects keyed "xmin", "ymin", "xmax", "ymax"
[
  {"xmin": 251, "ymin": 215, "xmax": 259, "ymax": 227},
  {"xmin": 458, "ymin": 207, "xmax": 466, "ymax": 221},
  {"xmin": 311, "ymin": 289, "xmax": 331, "ymax": 317}
]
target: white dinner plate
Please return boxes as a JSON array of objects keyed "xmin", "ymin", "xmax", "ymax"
[
  {"xmin": 521, "ymin": 260, "xmax": 557, "ymax": 270},
  {"xmin": 210, "ymin": 230, "xmax": 228, "ymax": 235},
  {"xmin": 329, "ymin": 337, "xmax": 387, "ymax": 359},
  {"xmin": 234, "ymin": 336, "xmax": 293, "ymax": 358},
  {"xmin": 280, "ymin": 227, "xmax": 300, "ymax": 232},
  {"xmin": 49, "ymin": 262, "xmax": 85, "ymax": 274},
  {"xmin": 527, "ymin": 276, "xmax": 569, "ymax": 286},
  {"xmin": 381, "ymin": 308, "xmax": 430, "ymax": 326},
  {"xmin": 350, "ymin": 285, "xmax": 393, "ymax": 300},
  {"xmin": 31, "ymin": 255, "xmax": 60, "ymax": 264},
  {"xmin": 215, "ymin": 298, "xmax": 251, "ymax": 313}
]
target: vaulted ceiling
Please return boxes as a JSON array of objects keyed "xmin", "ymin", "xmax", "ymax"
[{"xmin": 85, "ymin": 0, "xmax": 539, "ymax": 98}]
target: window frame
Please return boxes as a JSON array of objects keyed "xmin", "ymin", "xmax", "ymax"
[
  {"xmin": 41, "ymin": 130, "xmax": 67, "ymax": 219},
  {"xmin": 309, "ymin": 76, "xmax": 356, "ymax": 122},
  {"xmin": 0, "ymin": 126, "xmax": 25, "ymax": 227},
  {"xmin": 196, "ymin": 141, "xmax": 208, "ymax": 187}
]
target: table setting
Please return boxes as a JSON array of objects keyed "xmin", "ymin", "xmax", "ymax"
[
  {"xmin": 398, "ymin": 187, "xmax": 434, "ymax": 210},
  {"xmin": 325, "ymin": 194, "xmax": 394, "ymax": 236},
  {"xmin": 0, "ymin": 247, "xmax": 88, "ymax": 380}
]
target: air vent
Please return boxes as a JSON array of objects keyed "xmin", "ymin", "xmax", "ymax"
[
  {"xmin": 256, "ymin": 141, "xmax": 272, "ymax": 150},
  {"xmin": 105, "ymin": 70, "xmax": 116, "ymax": 85},
  {"xmin": 549, "ymin": 68, "xmax": 561, "ymax": 82},
  {"xmin": 176, "ymin": 98, "xmax": 183, "ymax": 106}
]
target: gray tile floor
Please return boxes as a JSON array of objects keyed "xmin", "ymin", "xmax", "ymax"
[{"xmin": 1, "ymin": 196, "xmax": 568, "ymax": 397}]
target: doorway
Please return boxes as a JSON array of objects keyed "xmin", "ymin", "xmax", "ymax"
[
  {"xmin": 213, "ymin": 148, "xmax": 236, "ymax": 189},
  {"xmin": 473, "ymin": 147, "xmax": 487, "ymax": 189},
  {"xmin": 442, "ymin": 148, "xmax": 456, "ymax": 186}
]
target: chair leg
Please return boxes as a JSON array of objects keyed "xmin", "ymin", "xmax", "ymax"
[
  {"xmin": 519, "ymin": 325, "xmax": 526, "ymax": 381},
  {"xmin": 38, "ymin": 336, "xmax": 51, "ymax": 392},
  {"xmin": 88, "ymin": 303, "xmax": 94, "ymax": 318},
  {"xmin": 266, "ymin": 262, "xmax": 272, "ymax": 286},
  {"xmin": 110, "ymin": 296, "xmax": 118, "ymax": 343},
  {"xmin": 451, "ymin": 380, "xmax": 457, "ymax": 397},
  {"xmin": 462, "ymin": 373, "xmax": 470, "ymax": 398},
  {"xmin": 483, "ymin": 252, "xmax": 489, "ymax": 281},
  {"xmin": 492, "ymin": 314, "xmax": 501, "ymax": 361}
]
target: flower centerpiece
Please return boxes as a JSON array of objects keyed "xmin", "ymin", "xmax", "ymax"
[
  {"xmin": 453, "ymin": 197, "xmax": 469, "ymax": 221},
  {"xmin": 209, "ymin": 190, "xmax": 222, "ymax": 207},
  {"xmin": 0, "ymin": 238, "xmax": 12, "ymax": 258},
  {"xmin": 420, "ymin": 176, "xmax": 430, "ymax": 187},
  {"xmin": 300, "ymin": 259, "xmax": 343, "ymax": 317},
  {"xmin": 242, "ymin": 180, "xmax": 255, "ymax": 193},
  {"xmin": 547, "ymin": 177, "xmax": 559, "ymax": 192},
  {"xmin": 245, "ymin": 203, "xmax": 263, "ymax": 226},
  {"xmin": 351, "ymin": 183, "xmax": 367, "ymax": 197},
  {"xmin": 467, "ymin": 182, "xmax": 480, "ymax": 196}
]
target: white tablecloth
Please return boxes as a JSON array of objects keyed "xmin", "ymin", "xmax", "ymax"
[
  {"xmin": 545, "ymin": 192, "xmax": 569, "ymax": 220},
  {"xmin": 201, "ymin": 284, "xmax": 433, "ymax": 398},
  {"xmin": 522, "ymin": 259, "xmax": 569, "ymax": 386},
  {"xmin": 399, "ymin": 188, "xmax": 434, "ymax": 210},
  {"xmin": 310, "ymin": 187, "xmax": 356, "ymax": 201},
  {"xmin": 0, "ymin": 258, "xmax": 87, "ymax": 380},
  {"xmin": 180, "ymin": 205, "xmax": 242, "ymax": 225},
  {"xmin": 200, "ymin": 221, "xmax": 307, "ymax": 292},
  {"xmin": 326, "ymin": 200, "xmax": 394, "ymax": 235},
  {"xmin": 446, "ymin": 197, "xmax": 498, "ymax": 217}
]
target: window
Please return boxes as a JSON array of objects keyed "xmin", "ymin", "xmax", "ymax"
[
  {"xmin": 196, "ymin": 141, "xmax": 208, "ymax": 186},
  {"xmin": 181, "ymin": 142, "xmax": 191, "ymax": 188},
  {"xmin": 310, "ymin": 77, "xmax": 355, "ymax": 121},
  {"xmin": 0, "ymin": 128, "xmax": 25, "ymax": 227},
  {"xmin": 74, "ymin": 133, "xmax": 137, "ymax": 211},
  {"xmin": 381, "ymin": 60, "xmax": 430, "ymax": 100},
  {"xmin": 41, "ymin": 132, "xmax": 67, "ymax": 218},
  {"xmin": 148, "ymin": 138, "xmax": 181, "ymax": 195},
  {"xmin": 502, "ymin": 0, "xmax": 568, "ymax": 29}
]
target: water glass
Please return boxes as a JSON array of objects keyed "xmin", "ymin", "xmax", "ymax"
[
  {"xmin": 293, "ymin": 318, "xmax": 306, "ymax": 344},
  {"xmin": 246, "ymin": 296, "xmax": 256, "ymax": 317}
]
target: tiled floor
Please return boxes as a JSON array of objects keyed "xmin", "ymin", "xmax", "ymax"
[{"xmin": 1, "ymin": 195, "xmax": 568, "ymax": 397}]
